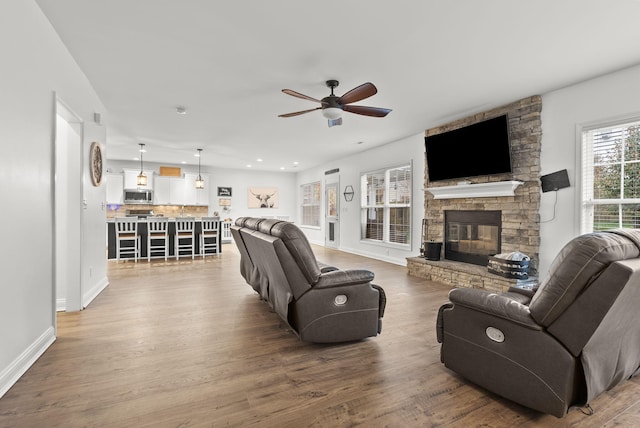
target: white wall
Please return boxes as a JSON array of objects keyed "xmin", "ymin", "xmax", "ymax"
[
  {"xmin": 540, "ymin": 63, "xmax": 640, "ymax": 275},
  {"xmin": 296, "ymin": 134, "xmax": 425, "ymax": 266},
  {"xmin": 106, "ymin": 159, "xmax": 298, "ymax": 219},
  {"xmin": 0, "ymin": 0, "xmax": 106, "ymax": 397}
]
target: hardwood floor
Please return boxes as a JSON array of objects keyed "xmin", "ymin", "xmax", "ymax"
[{"xmin": 1, "ymin": 244, "xmax": 640, "ymax": 427}]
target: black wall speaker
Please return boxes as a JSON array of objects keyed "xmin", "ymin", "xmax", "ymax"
[{"xmin": 541, "ymin": 169, "xmax": 570, "ymax": 193}]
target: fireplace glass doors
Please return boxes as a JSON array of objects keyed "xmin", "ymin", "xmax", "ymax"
[{"xmin": 445, "ymin": 210, "xmax": 501, "ymax": 266}]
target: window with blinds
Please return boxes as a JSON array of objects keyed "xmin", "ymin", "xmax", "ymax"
[
  {"xmin": 301, "ymin": 181, "xmax": 321, "ymax": 227},
  {"xmin": 361, "ymin": 164, "xmax": 412, "ymax": 246},
  {"xmin": 582, "ymin": 119, "xmax": 640, "ymax": 232}
]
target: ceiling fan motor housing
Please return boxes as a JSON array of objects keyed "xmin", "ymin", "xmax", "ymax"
[{"xmin": 321, "ymin": 96, "xmax": 343, "ymax": 119}]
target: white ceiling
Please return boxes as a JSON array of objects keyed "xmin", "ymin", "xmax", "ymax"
[{"xmin": 36, "ymin": 0, "xmax": 640, "ymax": 172}]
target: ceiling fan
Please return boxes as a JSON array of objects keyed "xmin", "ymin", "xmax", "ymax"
[{"xmin": 278, "ymin": 80, "xmax": 391, "ymax": 127}]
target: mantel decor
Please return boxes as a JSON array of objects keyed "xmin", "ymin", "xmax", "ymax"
[
  {"xmin": 343, "ymin": 185, "xmax": 354, "ymax": 202},
  {"xmin": 426, "ymin": 180, "xmax": 524, "ymax": 199}
]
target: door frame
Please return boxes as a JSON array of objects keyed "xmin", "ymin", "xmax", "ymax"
[{"xmin": 54, "ymin": 96, "xmax": 84, "ymax": 314}]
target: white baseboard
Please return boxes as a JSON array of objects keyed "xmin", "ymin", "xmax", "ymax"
[
  {"xmin": 0, "ymin": 326, "xmax": 55, "ymax": 399},
  {"xmin": 337, "ymin": 246, "xmax": 408, "ymax": 266},
  {"xmin": 83, "ymin": 276, "xmax": 109, "ymax": 309},
  {"xmin": 56, "ymin": 298, "xmax": 66, "ymax": 312}
]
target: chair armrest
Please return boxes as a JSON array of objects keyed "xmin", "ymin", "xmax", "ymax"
[
  {"xmin": 314, "ymin": 269, "xmax": 375, "ymax": 288},
  {"xmin": 448, "ymin": 288, "xmax": 542, "ymax": 330}
]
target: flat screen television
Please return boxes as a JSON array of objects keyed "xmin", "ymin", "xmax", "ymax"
[{"xmin": 425, "ymin": 114, "xmax": 512, "ymax": 182}]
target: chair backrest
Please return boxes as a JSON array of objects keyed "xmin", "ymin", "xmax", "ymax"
[
  {"xmin": 115, "ymin": 217, "xmax": 138, "ymax": 234},
  {"xmin": 147, "ymin": 217, "xmax": 168, "ymax": 233},
  {"xmin": 201, "ymin": 217, "xmax": 219, "ymax": 232},
  {"xmin": 529, "ymin": 229, "xmax": 640, "ymax": 326},
  {"xmin": 269, "ymin": 220, "xmax": 321, "ymax": 285},
  {"xmin": 175, "ymin": 217, "xmax": 195, "ymax": 232}
]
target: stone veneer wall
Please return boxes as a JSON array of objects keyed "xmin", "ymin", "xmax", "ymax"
[{"xmin": 418, "ymin": 95, "xmax": 542, "ymax": 281}]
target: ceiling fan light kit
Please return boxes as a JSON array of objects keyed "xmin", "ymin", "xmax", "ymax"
[{"xmin": 279, "ymin": 79, "xmax": 391, "ymax": 127}]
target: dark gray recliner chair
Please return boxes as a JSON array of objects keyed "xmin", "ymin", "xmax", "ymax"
[
  {"xmin": 232, "ymin": 217, "xmax": 386, "ymax": 343},
  {"xmin": 437, "ymin": 229, "xmax": 640, "ymax": 417}
]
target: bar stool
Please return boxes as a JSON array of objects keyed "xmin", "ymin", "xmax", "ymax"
[
  {"xmin": 200, "ymin": 217, "xmax": 220, "ymax": 258},
  {"xmin": 115, "ymin": 217, "xmax": 139, "ymax": 262},
  {"xmin": 175, "ymin": 217, "xmax": 195, "ymax": 260},
  {"xmin": 147, "ymin": 217, "xmax": 169, "ymax": 261}
]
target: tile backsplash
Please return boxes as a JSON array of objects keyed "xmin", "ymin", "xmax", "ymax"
[{"xmin": 106, "ymin": 204, "xmax": 210, "ymax": 218}]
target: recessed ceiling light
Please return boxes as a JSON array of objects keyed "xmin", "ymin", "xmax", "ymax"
[
  {"xmin": 194, "ymin": 152, "xmax": 200, "ymax": 157},
  {"xmin": 256, "ymin": 158, "xmax": 263, "ymax": 162},
  {"xmin": 293, "ymin": 161, "xmax": 299, "ymax": 165},
  {"xmin": 181, "ymin": 161, "xmax": 187, "ymax": 164},
  {"xmin": 280, "ymin": 167, "xmax": 285, "ymax": 170},
  {"xmin": 246, "ymin": 164, "xmax": 252, "ymax": 168},
  {"xmin": 176, "ymin": 106, "xmax": 187, "ymax": 115}
]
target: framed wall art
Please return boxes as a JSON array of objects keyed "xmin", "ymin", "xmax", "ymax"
[
  {"xmin": 248, "ymin": 187, "xmax": 279, "ymax": 208},
  {"xmin": 90, "ymin": 142, "xmax": 103, "ymax": 187},
  {"xmin": 217, "ymin": 186, "xmax": 232, "ymax": 197}
]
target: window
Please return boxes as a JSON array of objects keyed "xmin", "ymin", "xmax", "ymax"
[
  {"xmin": 300, "ymin": 181, "xmax": 321, "ymax": 227},
  {"xmin": 361, "ymin": 164, "xmax": 411, "ymax": 245},
  {"xmin": 582, "ymin": 119, "xmax": 640, "ymax": 233}
]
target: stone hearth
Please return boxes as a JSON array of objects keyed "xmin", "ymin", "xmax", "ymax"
[{"xmin": 407, "ymin": 257, "xmax": 537, "ymax": 293}]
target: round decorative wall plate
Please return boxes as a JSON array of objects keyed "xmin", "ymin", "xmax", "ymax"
[{"xmin": 90, "ymin": 142, "xmax": 103, "ymax": 187}]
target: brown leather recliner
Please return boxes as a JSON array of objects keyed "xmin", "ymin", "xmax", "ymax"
[
  {"xmin": 437, "ymin": 229, "xmax": 640, "ymax": 417},
  {"xmin": 232, "ymin": 217, "xmax": 386, "ymax": 343}
]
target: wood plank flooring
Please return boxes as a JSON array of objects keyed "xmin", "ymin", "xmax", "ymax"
[{"xmin": 1, "ymin": 244, "xmax": 640, "ymax": 427}]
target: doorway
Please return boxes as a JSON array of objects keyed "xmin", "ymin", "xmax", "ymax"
[
  {"xmin": 55, "ymin": 99, "xmax": 83, "ymax": 312},
  {"xmin": 325, "ymin": 180, "xmax": 339, "ymax": 248}
]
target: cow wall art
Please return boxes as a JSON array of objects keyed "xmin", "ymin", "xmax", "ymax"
[{"xmin": 248, "ymin": 187, "xmax": 279, "ymax": 208}]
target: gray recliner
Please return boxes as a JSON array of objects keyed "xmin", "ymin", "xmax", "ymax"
[
  {"xmin": 232, "ymin": 217, "xmax": 386, "ymax": 343},
  {"xmin": 437, "ymin": 229, "xmax": 640, "ymax": 417}
]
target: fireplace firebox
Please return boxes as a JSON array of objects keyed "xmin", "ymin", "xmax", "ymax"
[{"xmin": 445, "ymin": 210, "xmax": 501, "ymax": 266}]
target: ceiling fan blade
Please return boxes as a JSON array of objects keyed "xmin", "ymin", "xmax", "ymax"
[
  {"xmin": 339, "ymin": 82, "xmax": 378, "ymax": 105},
  {"xmin": 278, "ymin": 107, "xmax": 322, "ymax": 117},
  {"xmin": 281, "ymin": 89, "xmax": 321, "ymax": 103},
  {"xmin": 343, "ymin": 105, "xmax": 392, "ymax": 117}
]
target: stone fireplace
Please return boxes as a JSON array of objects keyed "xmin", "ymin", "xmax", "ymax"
[{"xmin": 407, "ymin": 95, "xmax": 542, "ymax": 292}]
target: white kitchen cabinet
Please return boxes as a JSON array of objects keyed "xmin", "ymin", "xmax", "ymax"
[
  {"xmin": 169, "ymin": 177, "xmax": 186, "ymax": 205},
  {"xmin": 153, "ymin": 176, "xmax": 171, "ymax": 205},
  {"xmin": 153, "ymin": 175, "xmax": 185, "ymax": 205},
  {"xmin": 184, "ymin": 173, "xmax": 210, "ymax": 206},
  {"xmin": 152, "ymin": 173, "xmax": 209, "ymax": 206},
  {"xmin": 106, "ymin": 173, "xmax": 124, "ymax": 204},
  {"xmin": 123, "ymin": 169, "xmax": 154, "ymax": 190}
]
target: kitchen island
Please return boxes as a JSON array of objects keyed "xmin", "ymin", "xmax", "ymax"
[{"xmin": 106, "ymin": 217, "xmax": 221, "ymax": 260}]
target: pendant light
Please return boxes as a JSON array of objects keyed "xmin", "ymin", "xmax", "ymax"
[
  {"xmin": 137, "ymin": 143, "xmax": 147, "ymax": 186},
  {"xmin": 195, "ymin": 148, "xmax": 205, "ymax": 189}
]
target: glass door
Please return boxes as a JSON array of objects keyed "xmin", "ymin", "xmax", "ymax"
[{"xmin": 325, "ymin": 181, "xmax": 339, "ymax": 248}]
